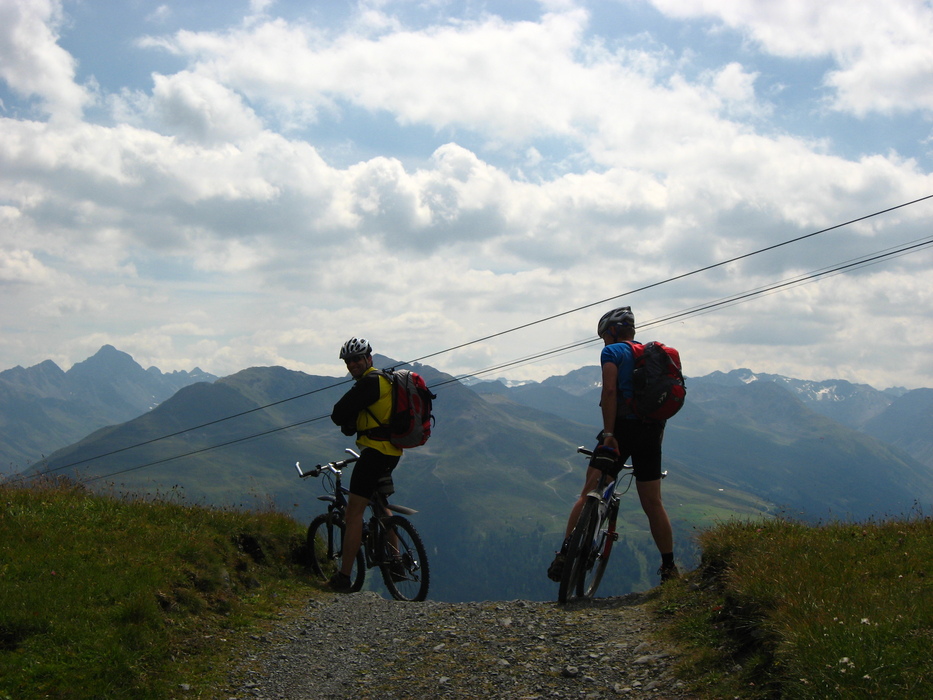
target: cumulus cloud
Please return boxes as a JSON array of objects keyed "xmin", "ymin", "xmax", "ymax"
[
  {"xmin": 0, "ymin": 0, "xmax": 92, "ymax": 120},
  {"xmin": 0, "ymin": 248, "xmax": 52, "ymax": 283},
  {"xmin": 647, "ymin": 0, "xmax": 933, "ymax": 116},
  {"xmin": 0, "ymin": 0, "xmax": 931, "ymax": 389},
  {"xmin": 113, "ymin": 71, "xmax": 264, "ymax": 144}
]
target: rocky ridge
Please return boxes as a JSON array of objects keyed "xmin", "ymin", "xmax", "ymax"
[{"xmin": 227, "ymin": 591, "xmax": 696, "ymax": 699}]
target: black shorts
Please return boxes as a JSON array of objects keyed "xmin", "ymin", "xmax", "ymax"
[
  {"xmin": 591, "ymin": 419, "xmax": 665, "ymax": 482},
  {"xmin": 349, "ymin": 447, "xmax": 401, "ymax": 499}
]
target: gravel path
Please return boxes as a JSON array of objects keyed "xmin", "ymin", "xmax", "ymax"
[{"xmin": 227, "ymin": 591, "xmax": 697, "ymax": 699}]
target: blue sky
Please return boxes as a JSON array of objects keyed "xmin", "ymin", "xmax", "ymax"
[{"xmin": 1, "ymin": 0, "xmax": 932, "ymax": 389}]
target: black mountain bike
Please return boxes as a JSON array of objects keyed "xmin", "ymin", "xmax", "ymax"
[
  {"xmin": 296, "ymin": 449, "xmax": 430, "ymax": 602},
  {"xmin": 558, "ymin": 446, "xmax": 665, "ymax": 604}
]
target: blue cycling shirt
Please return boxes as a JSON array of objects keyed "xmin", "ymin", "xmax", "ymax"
[{"xmin": 600, "ymin": 341, "xmax": 637, "ymax": 419}]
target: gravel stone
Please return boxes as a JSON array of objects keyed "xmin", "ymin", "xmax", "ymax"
[{"xmin": 225, "ymin": 591, "xmax": 697, "ymax": 699}]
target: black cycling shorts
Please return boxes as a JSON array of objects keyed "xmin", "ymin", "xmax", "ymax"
[
  {"xmin": 591, "ymin": 419, "xmax": 665, "ymax": 482},
  {"xmin": 349, "ymin": 447, "xmax": 401, "ymax": 499}
]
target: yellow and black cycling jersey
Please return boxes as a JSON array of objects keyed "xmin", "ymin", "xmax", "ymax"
[{"xmin": 330, "ymin": 366, "xmax": 402, "ymax": 457}]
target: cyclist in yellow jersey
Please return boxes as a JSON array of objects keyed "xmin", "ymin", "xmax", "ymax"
[{"xmin": 328, "ymin": 337, "xmax": 402, "ymax": 592}]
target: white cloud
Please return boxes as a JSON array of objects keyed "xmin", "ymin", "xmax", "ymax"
[
  {"xmin": 706, "ymin": 62, "xmax": 768, "ymax": 118},
  {"xmin": 145, "ymin": 5, "xmax": 172, "ymax": 25},
  {"xmin": 0, "ymin": 248, "xmax": 51, "ymax": 283},
  {"xmin": 0, "ymin": 0, "xmax": 92, "ymax": 120},
  {"xmin": 146, "ymin": 9, "xmax": 594, "ymax": 142},
  {"xmin": 131, "ymin": 71, "xmax": 265, "ymax": 144},
  {"xmin": 0, "ymin": 0, "xmax": 931, "ymax": 391},
  {"xmin": 646, "ymin": 0, "xmax": 933, "ymax": 116}
]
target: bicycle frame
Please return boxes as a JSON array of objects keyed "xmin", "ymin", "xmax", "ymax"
[
  {"xmin": 558, "ymin": 445, "xmax": 660, "ymax": 604},
  {"xmin": 297, "ymin": 448, "xmax": 430, "ymax": 601}
]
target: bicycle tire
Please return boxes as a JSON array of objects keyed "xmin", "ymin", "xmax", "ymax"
[
  {"xmin": 558, "ymin": 498, "xmax": 598, "ymax": 604},
  {"xmin": 307, "ymin": 513, "xmax": 364, "ymax": 592},
  {"xmin": 378, "ymin": 515, "xmax": 430, "ymax": 602},
  {"xmin": 581, "ymin": 502, "xmax": 618, "ymax": 598}
]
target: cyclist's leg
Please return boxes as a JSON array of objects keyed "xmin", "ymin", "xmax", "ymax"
[
  {"xmin": 636, "ymin": 479, "xmax": 672, "ymax": 553},
  {"xmin": 339, "ymin": 493, "xmax": 368, "ymax": 577},
  {"xmin": 630, "ymin": 420, "xmax": 678, "ymax": 580},
  {"xmin": 563, "ymin": 436, "xmax": 628, "ymax": 540},
  {"xmin": 341, "ymin": 449, "xmax": 400, "ymax": 577},
  {"xmin": 563, "ymin": 466, "xmax": 603, "ymax": 539},
  {"xmin": 549, "ymin": 462, "xmax": 614, "ymax": 582},
  {"xmin": 374, "ymin": 477, "xmax": 399, "ymax": 557}
]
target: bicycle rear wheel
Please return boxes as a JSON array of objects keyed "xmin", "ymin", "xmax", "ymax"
[
  {"xmin": 581, "ymin": 503, "xmax": 618, "ymax": 598},
  {"xmin": 307, "ymin": 513, "xmax": 364, "ymax": 592},
  {"xmin": 378, "ymin": 515, "xmax": 430, "ymax": 601},
  {"xmin": 558, "ymin": 498, "xmax": 598, "ymax": 604}
]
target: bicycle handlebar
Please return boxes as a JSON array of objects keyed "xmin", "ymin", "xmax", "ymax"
[
  {"xmin": 295, "ymin": 448, "xmax": 361, "ymax": 479},
  {"xmin": 577, "ymin": 445, "xmax": 632, "ymax": 469},
  {"xmin": 576, "ymin": 445, "xmax": 666, "ymax": 478}
]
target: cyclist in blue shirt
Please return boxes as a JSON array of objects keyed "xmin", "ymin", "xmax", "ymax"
[{"xmin": 548, "ymin": 306, "xmax": 679, "ymax": 584}]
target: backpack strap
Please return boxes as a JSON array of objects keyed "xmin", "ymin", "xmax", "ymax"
[{"xmin": 360, "ymin": 369, "xmax": 393, "ymax": 440}]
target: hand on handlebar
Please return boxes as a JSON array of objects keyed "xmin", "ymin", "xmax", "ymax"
[
  {"xmin": 600, "ymin": 435, "xmax": 620, "ymax": 454},
  {"xmin": 594, "ymin": 443, "xmax": 620, "ymax": 458}
]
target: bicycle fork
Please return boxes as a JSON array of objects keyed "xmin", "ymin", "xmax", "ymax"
[{"xmin": 595, "ymin": 494, "xmax": 620, "ymax": 558}]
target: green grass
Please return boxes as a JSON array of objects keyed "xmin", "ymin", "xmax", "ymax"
[
  {"xmin": 652, "ymin": 516, "xmax": 933, "ymax": 699},
  {"xmin": 4, "ymin": 478, "xmax": 931, "ymax": 699},
  {"xmin": 0, "ymin": 477, "xmax": 319, "ymax": 699}
]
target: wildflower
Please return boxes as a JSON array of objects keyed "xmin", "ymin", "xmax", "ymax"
[{"xmin": 860, "ymin": 618, "xmax": 870, "ymax": 624}]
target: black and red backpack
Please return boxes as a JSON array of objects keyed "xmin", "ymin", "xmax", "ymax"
[
  {"xmin": 367, "ymin": 368, "xmax": 436, "ymax": 448},
  {"xmin": 623, "ymin": 341, "xmax": 686, "ymax": 421}
]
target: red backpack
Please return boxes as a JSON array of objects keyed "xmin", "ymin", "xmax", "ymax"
[
  {"xmin": 368, "ymin": 369, "xmax": 436, "ymax": 448},
  {"xmin": 623, "ymin": 341, "xmax": 686, "ymax": 421}
]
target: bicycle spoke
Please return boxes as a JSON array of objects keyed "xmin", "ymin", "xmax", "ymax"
[
  {"xmin": 559, "ymin": 499, "xmax": 598, "ymax": 604},
  {"xmin": 307, "ymin": 513, "xmax": 364, "ymax": 591},
  {"xmin": 379, "ymin": 516, "xmax": 430, "ymax": 601},
  {"xmin": 582, "ymin": 506, "xmax": 616, "ymax": 598}
]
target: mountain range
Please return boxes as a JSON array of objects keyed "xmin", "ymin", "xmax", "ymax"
[
  {"xmin": 0, "ymin": 345, "xmax": 215, "ymax": 475},
  {"xmin": 5, "ymin": 347, "xmax": 932, "ymax": 602}
]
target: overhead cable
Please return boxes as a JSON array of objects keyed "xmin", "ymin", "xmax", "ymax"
[
  {"xmin": 71, "ymin": 230, "xmax": 933, "ymax": 485},
  {"xmin": 16, "ymin": 196, "xmax": 933, "ymax": 484}
]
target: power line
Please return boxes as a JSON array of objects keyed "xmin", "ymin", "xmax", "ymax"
[
  {"xmin": 438, "ymin": 234, "xmax": 933, "ymax": 389},
  {"xmin": 16, "ymin": 196, "xmax": 933, "ymax": 484},
  {"xmin": 67, "ymin": 228, "xmax": 933, "ymax": 486},
  {"xmin": 24, "ymin": 378, "xmax": 352, "ymax": 477},
  {"xmin": 80, "ymin": 414, "xmax": 332, "ymax": 484},
  {"xmin": 404, "ymin": 193, "xmax": 933, "ymax": 366}
]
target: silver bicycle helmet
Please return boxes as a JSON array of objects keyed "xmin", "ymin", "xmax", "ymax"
[
  {"xmin": 597, "ymin": 306, "xmax": 635, "ymax": 336},
  {"xmin": 339, "ymin": 337, "xmax": 372, "ymax": 359}
]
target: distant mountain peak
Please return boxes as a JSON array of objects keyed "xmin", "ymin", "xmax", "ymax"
[{"xmin": 0, "ymin": 346, "xmax": 218, "ymax": 476}]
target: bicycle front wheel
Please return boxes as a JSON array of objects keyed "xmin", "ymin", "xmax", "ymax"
[
  {"xmin": 581, "ymin": 503, "xmax": 618, "ymax": 598},
  {"xmin": 558, "ymin": 498, "xmax": 598, "ymax": 604},
  {"xmin": 378, "ymin": 515, "xmax": 430, "ymax": 602},
  {"xmin": 307, "ymin": 513, "xmax": 364, "ymax": 592}
]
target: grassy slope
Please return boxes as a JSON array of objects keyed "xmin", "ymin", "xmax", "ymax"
[
  {"xmin": 0, "ymin": 478, "xmax": 318, "ymax": 699},
  {"xmin": 652, "ymin": 517, "xmax": 933, "ymax": 699},
  {"xmin": 4, "ymin": 479, "xmax": 930, "ymax": 699}
]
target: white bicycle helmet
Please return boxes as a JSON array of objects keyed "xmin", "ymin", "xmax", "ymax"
[
  {"xmin": 339, "ymin": 337, "xmax": 372, "ymax": 359},
  {"xmin": 597, "ymin": 306, "xmax": 635, "ymax": 336}
]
